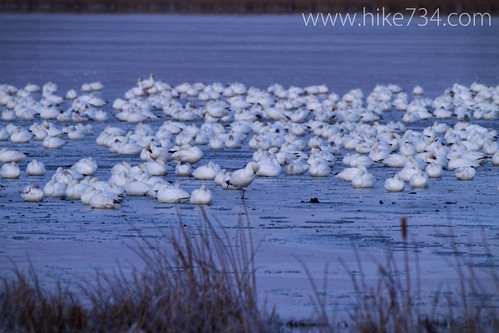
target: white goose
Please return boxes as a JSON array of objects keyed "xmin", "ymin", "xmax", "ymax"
[
  {"xmin": 425, "ymin": 162, "xmax": 443, "ymax": 178},
  {"xmin": 256, "ymin": 160, "xmax": 281, "ymax": 177},
  {"xmin": 335, "ymin": 167, "xmax": 364, "ymax": 182},
  {"xmin": 89, "ymin": 190, "xmax": 120, "ymax": 209},
  {"xmin": 175, "ymin": 161, "xmax": 192, "ymax": 177},
  {"xmin": 190, "ymin": 185, "xmax": 213, "ymax": 205},
  {"xmin": 43, "ymin": 136, "xmax": 66, "ymax": 149},
  {"xmin": 157, "ymin": 184, "xmax": 190, "ymax": 203},
  {"xmin": 10, "ymin": 127, "xmax": 33, "ymax": 143},
  {"xmin": 43, "ymin": 179, "xmax": 67, "ymax": 197},
  {"xmin": 144, "ymin": 159, "xmax": 168, "ymax": 176},
  {"xmin": 1, "ymin": 162, "xmax": 20, "ymax": 179},
  {"xmin": 409, "ymin": 171, "xmax": 428, "ymax": 188},
  {"xmin": 384, "ymin": 175, "xmax": 405, "ymax": 192},
  {"xmin": 454, "ymin": 166, "xmax": 476, "ymax": 180},
  {"xmin": 65, "ymin": 180, "xmax": 91, "ymax": 200},
  {"xmin": 214, "ymin": 169, "xmax": 228, "ymax": 186},
  {"xmin": 26, "ymin": 159, "xmax": 46, "ymax": 176},
  {"xmin": 492, "ymin": 152, "xmax": 499, "ymax": 166},
  {"xmin": 171, "ymin": 145, "xmax": 203, "ymax": 164},
  {"xmin": 0, "ymin": 148, "xmax": 28, "ymax": 163},
  {"xmin": 192, "ymin": 161, "xmax": 220, "ymax": 180},
  {"xmin": 352, "ymin": 169, "xmax": 376, "ymax": 188},
  {"xmin": 21, "ymin": 185, "xmax": 44, "ymax": 202},
  {"xmin": 224, "ymin": 162, "xmax": 259, "ymax": 199},
  {"xmin": 72, "ymin": 157, "xmax": 98, "ymax": 176},
  {"xmin": 308, "ymin": 160, "xmax": 330, "ymax": 177}
]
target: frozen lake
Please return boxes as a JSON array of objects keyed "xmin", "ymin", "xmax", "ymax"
[{"xmin": 0, "ymin": 14, "xmax": 498, "ymax": 321}]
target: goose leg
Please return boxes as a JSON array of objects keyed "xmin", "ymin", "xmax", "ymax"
[{"xmin": 241, "ymin": 188, "xmax": 246, "ymax": 200}]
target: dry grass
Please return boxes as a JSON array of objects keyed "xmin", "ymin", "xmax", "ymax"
[
  {"xmin": 0, "ymin": 264, "xmax": 88, "ymax": 332},
  {"xmin": 304, "ymin": 217, "xmax": 499, "ymax": 332},
  {"xmin": 1, "ymin": 213, "xmax": 497, "ymax": 332},
  {"xmin": 0, "ymin": 210, "xmax": 278, "ymax": 332}
]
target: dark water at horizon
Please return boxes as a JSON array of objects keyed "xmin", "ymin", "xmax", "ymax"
[{"xmin": 0, "ymin": 14, "xmax": 498, "ymax": 98}]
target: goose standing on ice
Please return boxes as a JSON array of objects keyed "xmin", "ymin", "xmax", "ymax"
[{"xmin": 224, "ymin": 162, "xmax": 259, "ymax": 199}]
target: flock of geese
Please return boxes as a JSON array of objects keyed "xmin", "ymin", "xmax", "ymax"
[{"xmin": 1, "ymin": 76, "xmax": 498, "ymax": 209}]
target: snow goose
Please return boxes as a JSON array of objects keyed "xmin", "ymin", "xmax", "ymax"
[
  {"xmin": 21, "ymin": 185, "xmax": 44, "ymax": 202},
  {"xmin": 1, "ymin": 162, "xmax": 20, "ymax": 179},
  {"xmin": 111, "ymin": 161, "xmax": 131, "ymax": 174},
  {"xmin": 0, "ymin": 148, "xmax": 28, "ymax": 163},
  {"xmin": 52, "ymin": 168, "xmax": 82, "ymax": 185},
  {"xmin": 80, "ymin": 187, "xmax": 97, "ymax": 205},
  {"xmin": 284, "ymin": 158, "xmax": 309, "ymax": 175},
  {"xmin": 335, "ymin": 166, "xmax": 364, "ymax": 182},
  {"xmin": 483, "ymin": 141, "xmax": 497, "ymax": 155},
  {"xmin": 492, "ymin": 152, "xmax": 499, "ymax": 166},
  {"xmin": 224, "ymin": 162, "xmax": 259, "ymax": 199},
  {"xmin": 0, "ymin": 127, "xmax": 9, "ymax": 141},
  {"xmin": 397, "ymin": 165, "xmax": 419, "ymax": 182},
  {"xmin": 43, "ymin": 179, "xmax": 67, "ymax": 197},
  {"xmin": 157, "ymin": 184, "xmax": 190, "ymax": 203},
  {"xmin": 384, "ymin": 175, "xmax": 405, "ymax": 192},
  {"xmin": 125, "ymin": 180, "xmax": 152, "ymax": 196},
  {"xmin": 383, "ymin": 153, "xmax": 407, "ymax": 168},
  {"xmin": 214, "ymin": 169, "xmax": 228, "ymax": 186},
  {"xmin": 67, "ymin": 126, "xmax": 86, "ymax": 140},
  {"xmin": 352, "ymin": 169, "xmax": 376, "ymax": 188},
  {"xmin": 447, "ymin": 155, "xmax": 480, "ymax": 171},
  {"xmin": 72, "ymin": 157, "xmax": 98, "ymax": 176},
  {"xmin": 144, "ymin": 158, "xmax": 168, "ymax": 176},
  {"xmin": 43, "ymin": 136, "xmax": 66, "ymax": 149},
  {"xmin": 454, "ymin": 166, "xmax": 476, "ymax": 180},
  {"xmin": 308, "ymin": 160, "xmax": 330, "ymax": 177},
  {"xmin": 171, "ymin": 145, "xmax": 203, "ymax": 164},
  {"xmin": 10, "ymin": 127, "xmax": 33, "ymax": 143},
  {"xmin": 192, "ymin": 161, "xmax": 220, "ymax": 180},
  {"xmin": 65, "ymin": 180, "xmax": 91, "ymax": 200},
  {"xmin": 26, "ymin": 160, "xmax": 46, "ymax": 176},
  {"xmin": 425, "ymin": 162, "xmax": 443, "ymax": 178},
  {"xmin": 175, "ymin": 161, "xmax": 192, "ymax": 177},
  {"xmin": 190, "ymin": 185, "xmax": 213, "ymax": 205},
  {"xmin": 409, "ymin": 171, "xmax": 428, "ymax": 188},
  {"xmin": 412, "ymin": 85, "xmax": 424, "ymax": 96},
  {"xmin": 257, "ymin": 160, "xmax": 281, "ymax": 177},
  {"xmin": 209, "ymin": 136, "xmax": 225, "ymax": 150},
  {"xmin": 89, "ymin": 190, "xmax": 120, "ymax": 209}
]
